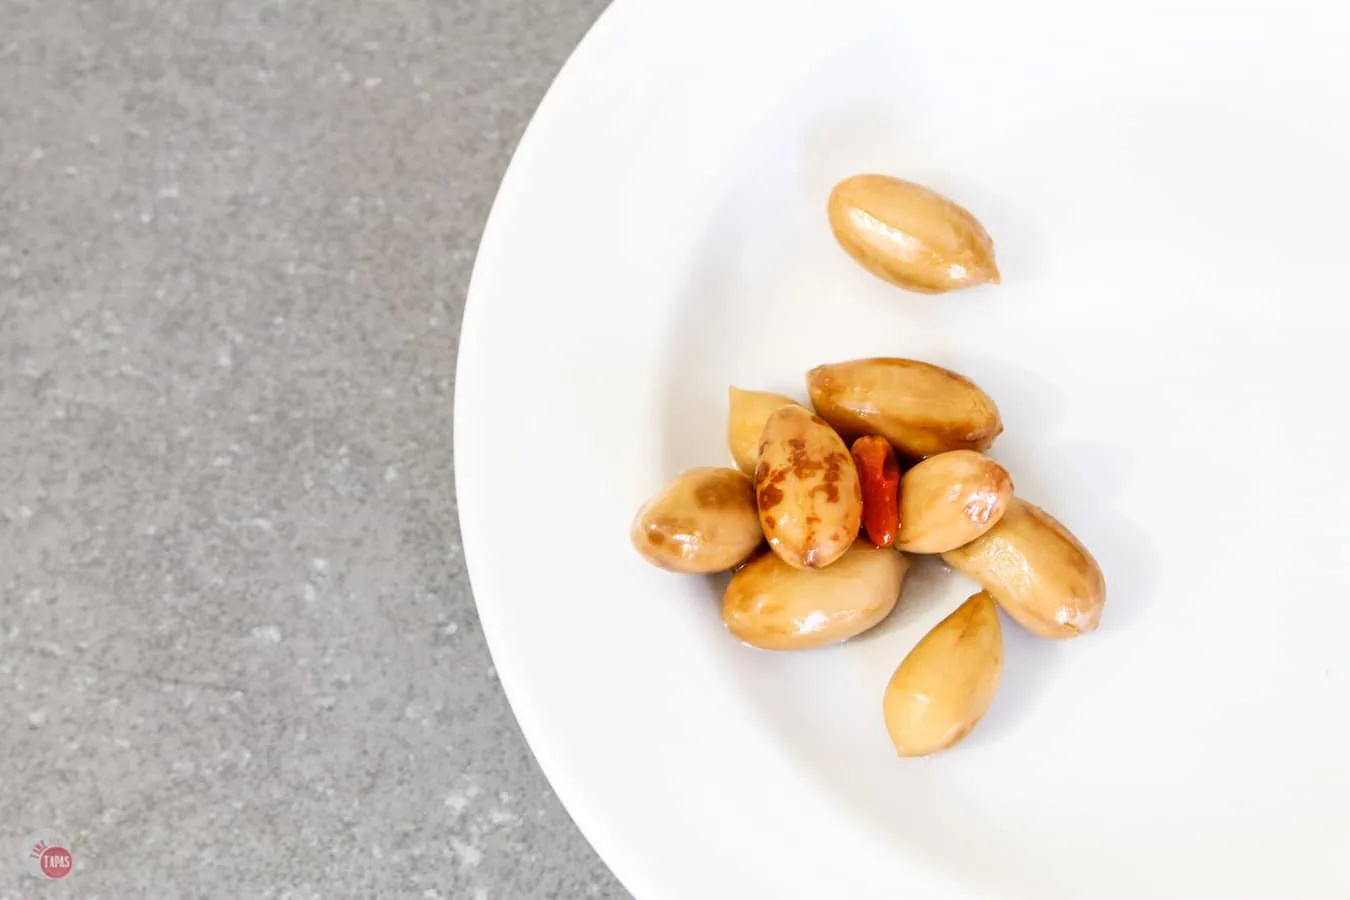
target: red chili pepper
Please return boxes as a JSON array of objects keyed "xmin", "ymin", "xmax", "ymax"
[{"xmin": 851, "ymin": 435, "xmax": 900, "ymax": 548}]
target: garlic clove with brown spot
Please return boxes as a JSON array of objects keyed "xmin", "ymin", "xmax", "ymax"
[
  {"xmin": 631, "ymin": 467, "xmax": 762, "ymax": 573},
  {"xmin": 754, "ymin": 406, "xmax": 861, "ymax": 569}
]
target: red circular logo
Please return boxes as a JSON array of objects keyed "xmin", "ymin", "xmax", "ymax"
[{"xmin": 39, "ymin": 846, "xmax": 72, "ymax": 879}]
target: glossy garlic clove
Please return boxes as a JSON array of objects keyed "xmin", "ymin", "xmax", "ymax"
[
  {"xmin": 942, "ymin": 497, "xmax": 1106, "ymax": 639},
  {"xmin": 631, "ymin": 467, "xmax": 762, "ymax": 574},
  {"xmin": 755, "ymin": 406, "xmax": 862, "ymax": 569},
  {"xmin": 828, "ymin": 174, "xmax": 999, "ymax": 294},
  {"xmin": 806, "ymin": 357, "xmax": 1003, "ymax": 460},
  {"xmin": 723, "ymin": 544, "xmax": 910, "ymax": 650},
  {"xmin": 897, "ymin": 450, "xmax": 1014, "ymax": 554},
  {"xmin": 727, "ymin": 386, "xmax": 800, "ymax": 475},
  {"xmin": 883, "ymin": 591, "xmax": 1003, "ymax": 757}
]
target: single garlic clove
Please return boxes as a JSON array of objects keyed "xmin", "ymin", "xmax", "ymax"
[{"xmin": 828, "ymin": 174, "xmax": 1000, "ymax": 294}]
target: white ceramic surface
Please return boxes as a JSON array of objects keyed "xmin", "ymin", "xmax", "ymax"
[{"xmin": 455, "ymin": 1, "xmax": 1350, "ymax": 896}]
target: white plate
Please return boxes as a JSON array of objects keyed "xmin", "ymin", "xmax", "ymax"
[{"xmin": 455, "ymin": 1, "xmax": 1350, "ymax": 896}]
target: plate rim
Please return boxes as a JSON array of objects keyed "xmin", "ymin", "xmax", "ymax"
[{"xmin": 453, "ymin": 1, "xmax": 649, "ymax": 896}]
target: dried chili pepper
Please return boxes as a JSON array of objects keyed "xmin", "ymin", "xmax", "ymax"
[{"xmin": 850, "ymin": 435, "xmax": 900, "ymax": 547}]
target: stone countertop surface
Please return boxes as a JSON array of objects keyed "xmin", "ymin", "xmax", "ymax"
[{"xmin": 0, "ymin": 0, "xmax": 625, "ymax": 897}]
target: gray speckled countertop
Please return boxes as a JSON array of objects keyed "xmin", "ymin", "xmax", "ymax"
[{"xmin": 0, "ymin": 1, "xmax": 626, "ymax": 897}]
